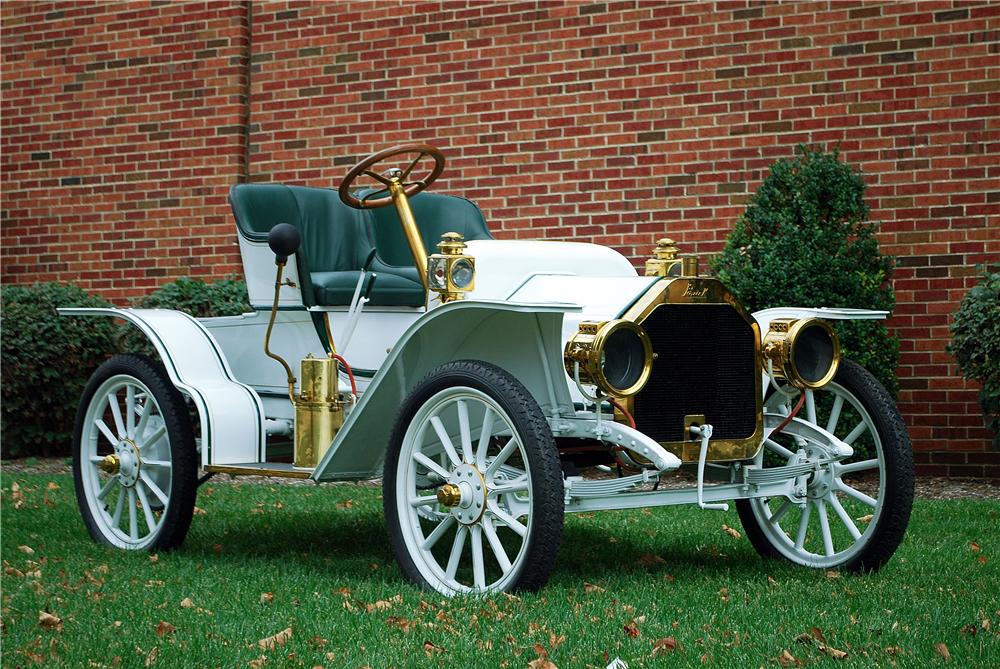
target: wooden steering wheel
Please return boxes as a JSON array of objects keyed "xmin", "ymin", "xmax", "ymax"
[{"xmin": 339, "ymin": 143, "xmax": 445, "ymax": 209}]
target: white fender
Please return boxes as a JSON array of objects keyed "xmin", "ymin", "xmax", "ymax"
[
  {"xmin": 58, "ymin": 308, "xmax": 266, "ymax": 466},
  {"xmin": 752, "ymin": 306, "xmax": 888, "ymax": 335}
]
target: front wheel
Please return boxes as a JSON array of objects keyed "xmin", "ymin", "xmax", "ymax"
[
  {"xmin": 72, "ymin": 354, "xmax": 198, "ymax": 551},
  {"xmin": 737, "ymin": 358, "xmax": 914, "ymax": 572},
  {"xmin": 384, "ymin": 360, "xmax": 564, "ymax": 595}
]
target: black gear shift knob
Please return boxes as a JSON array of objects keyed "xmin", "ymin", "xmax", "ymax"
[{"xmin": 268, "ymin": 223, "xmax": 300, "ymax": 265}]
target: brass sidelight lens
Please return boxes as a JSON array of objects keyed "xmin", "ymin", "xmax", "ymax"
[
  {"xmin": 564, "ymin": 319, "xmax": 654, "ymax": 398},
  {"xmin": 762, "ymin": 317, "xmax": 841, "ymax": 389}
]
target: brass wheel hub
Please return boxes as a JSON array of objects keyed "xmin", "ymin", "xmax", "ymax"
[
  {"xmin": 109, "ymin": 439, "xmax": 141, "ymax": 488},
  {"xmin": 436, "ymin": 483, "xmax": 462, "ymax": 507},
  {"xmin": 442, "ymin": 463, "xmax": 487, "ymax": 525}
]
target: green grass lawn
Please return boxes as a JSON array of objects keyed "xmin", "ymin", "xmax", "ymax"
[{"xmin": 2, "ymin": 471, "xmax": 997, "ymax": 668}]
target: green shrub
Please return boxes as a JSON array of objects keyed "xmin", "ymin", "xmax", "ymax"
[
  {"xmin": 711, "ymin": 145, "xmax": 899, "ymax": 395},
  {"xmin": 1, "ymin": 283, "xmax": 119, "ymax": 457},
  {"xmin": 948, "ymin": 270, "xmax": 1000, "ymax": 446},
  {"xmin": 131, "ymin": 276, "xmax": 251, "ymax": 317},
  {"xmin": 119, "ymin": 277, "xmax": 252, "ymax": 354}
]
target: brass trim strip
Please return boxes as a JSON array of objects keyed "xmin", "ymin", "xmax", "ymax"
[{"xmin": 204, "ymin": 464, "xmax": 312, "ymax": 479}]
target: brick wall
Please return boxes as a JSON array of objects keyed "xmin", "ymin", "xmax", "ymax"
[{"xmin": 2, "ymin": 1, "xmax": 998, "ymax": 475}]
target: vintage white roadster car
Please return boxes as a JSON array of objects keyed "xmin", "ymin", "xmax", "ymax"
[{"xmin": 62, "ymin": 144, "xmax": 914, "ymax": 595}]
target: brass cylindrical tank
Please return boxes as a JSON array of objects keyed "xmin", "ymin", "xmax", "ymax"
[{"xmin": 293, "ymin": 355, "xmax": 344, "ymax": 469}]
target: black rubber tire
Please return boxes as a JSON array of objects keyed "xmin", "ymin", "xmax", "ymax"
[
  {"xmin": 736, "ymin": 357, "xmax": 914, "ymax": 572},
  {"xmin": 384, "ymin": 360, "xmax": 564, "ymax": 593},
  {"xmin": 72, "ymin": 354, "xmax": 198, "ymax": 551}
]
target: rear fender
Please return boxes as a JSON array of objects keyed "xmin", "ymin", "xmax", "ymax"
[
  {"xmin": 312, "ymin": 300, "xmax": 579, "ymax": 481},
  {"xmin": 58, "ymin": 308, "xmax": 266, "ymax": 466}
]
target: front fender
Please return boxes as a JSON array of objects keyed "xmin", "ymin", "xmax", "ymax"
[{"xmin": 312, "ymin": 300, "xmax": 580, "ymax": 481}]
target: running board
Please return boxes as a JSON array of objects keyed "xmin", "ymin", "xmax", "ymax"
[{"xmin": 204, "ymin": 463, "xmax": 312, "ymax": 479}]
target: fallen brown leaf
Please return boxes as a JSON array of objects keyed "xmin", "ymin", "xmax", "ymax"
[
  {"xmin": 527, "ymin": 646, "xmax": 557, "ymax": 669},
  {"xmin": 885, "ymin": 645, "xmax": 903, "ymax": 656},
  {"xmin": 623, "ymin": 620, "xmax": 640, "ymax": 638},
  {"xmin": 934, "ymin": 642, "xmax": 950, "ymax": 661},
  {"xmin": 811, "ymin": 627, "xmax": 826, "ymax": 643},
  {"xmin": 149, "ymin": 554, "xmax": 159, "ymax": 564},
  {"xmin": 259, "ymin": 592, "xmax": 274, "ymax": 604},
  {"xmin": 857, "ymin": 514, "xmax": 874, "ymax": 523},
  {"xmin": 193, "ymin": 506, "xmax": 207, "ymax": 516},
  {"xmin": 256, "ymin": 627, "xmax": 292, "ymax": 650},
  {"xmin": 144, "ymin": 646, "xmax": 158, "ymax": 667},
  {"xmin": 637, "ymin": 553, "xmax": 666, "ymax": 566},
  {"xmin": 722, "ymin": 524, "xmax": 741, "ymax": 540},
  {"xmin": 12, "ymin": 482, "xmax": 25, "ymax": 508},
  {"xmin": 366, "ymin": 594, "xmax": 402, "ymax": 612},
  {"xmin": 583, "ymin": 582, "xmax": 605, "ymax": 594},
  {"xmin": 248, "ymin": 656, "xmax": 266, "ymax": 669},
  {"xmin": 651, "ymin": 636, "xmax": 677, "ymax": 656},
  {"xmin": 778, "ymin": 649, "xmax": 802, "ymax": 667},
  {"xmin": 718, "ymin": 587, "xmax": 730, "ymax": 602},
  {"xmin": 155, "ymin": 621, "xmax": 176, "ymax": 637},
  {"xmin": 179, "ymin": 597, "xmax": 194, "ymax": 609},
  {"xmin": 549, "ymin": 630, "xmax": 566, "ymax": 649},
  {"xmin": 38, "ymin": 611, "xmax": 62, "ymax": 631},
  {"xmin": 969, "ymin": 541, "xmax": 981, "ymax": 553},
  {"xmin": 818, "ymin": 642, "xmax": 847, "ymax": 659},
  {"xmin": 423, "ymin": 640, "xmax": 445, "ymax": 657},
  {"xmin": 18, "ymin": 545, "xmax": 35, "ymax": 555},
  {"xmin": 336, "ymin": 499, "xmax": 354, "ymax": 510},
  {"xmin": 825, "ymin": 570, "xmax": 841, "ymax": 579}
]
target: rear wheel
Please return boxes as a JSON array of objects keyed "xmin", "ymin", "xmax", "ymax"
[
  {"xmin": 73, "ymin": 354, "xmax": 198, "ymax": 551},
  {"xmin": 384, "ymin": 360, "xmax": 564, "ymax": 595},
  {"xmin": 737, "ymin": 358, "xmax": 914, "ymax": 571}
]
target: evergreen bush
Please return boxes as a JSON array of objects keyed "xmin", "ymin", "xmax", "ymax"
[
  {"xmin": 948, "ymin": 270, "xmax": 1000, "ymax": 446},
  {"xmin": 1, "ymin": 283, "xmax": 118, "ymax": 457},
  {"xmin": 711, "ymin": 146, "xmax": 899, "ymax": 395}
]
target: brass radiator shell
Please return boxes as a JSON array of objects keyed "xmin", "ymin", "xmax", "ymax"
[{"xmin": 621, "ymin": 277, "xmax": 763, "ymax": 463}]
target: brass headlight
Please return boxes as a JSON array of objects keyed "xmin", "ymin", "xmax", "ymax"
[
  {"xmin": 761, "ymin": 317, "xmax": 840, "ymax": 389},
  {"xmin": 564, "ymin": 319, "xmax": 654, "ymax": 398}
]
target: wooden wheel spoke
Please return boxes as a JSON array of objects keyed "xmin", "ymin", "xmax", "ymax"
[
  {"xmin": 136, "ymin": 483, "xmax": 158, "ymax": 533},
  {"xmin": 482, "ymin": 515, "xmax": 512, "ymax": 573},
  {"xmin": 475, "ymin": 408, "xmax": 495, "ymax": 470},
  {"xmin": 413, "ymin": 451, "xmax": 450, "ymax": 481},
  {"xmin": 421, "ymin": 515, "xmax": 455, "ymax": 551},
  {"xmin": 827, "ymin": 493, "xmax": 862, "ymax": 541},
  {"xmin": 817, "ymin": 498, "xmax": 835, "ymax": 557},
  {"xmin": 400, "ymin": 151, "xmax": 427, "ymax": 181},
  {"xmin": 838, "ymin": 480, "xmax": 877, "ymax": 507},
  {"xmin": 127, "ymin": 488, "xmax": 139, "ymax": 540},
  {"xmin": 825, "ymin": 395, "xmax": 845, "ymax": 434},
  {"xmin": 456, "ymin": 400, "xmax": 473, "ymax": 464},
  {"xmin": 140, "ymin": 472, "xmax": 169, "ymax": 507},
  {"xmin": 470, "ymin": 525, "xmax": 486, "ymax": 589},
  {"xmin": 838, "ymin": 458, "xmax": 878, "ymax": 475},
  {"xmin": 108, "ymin": 391, "xmax": 126, "ymax": 439},
  {"xmin": 95, "ymin": 419, "xmax": 118, "ymax": 447},
  {"xmin": 445, "ymin": 525, "xmax": 468, "ymax": 580},
  {"xmin": 488, "ymin": 501, "xmax": 527, "ymax": 537},
  {"xmin": 430, "ymin": 416, "xmax": 463, "ymax": 468},
  {"xmin": 843, "ymin": 420, "xmax": 868, "ymax": 446},
  {"xmin": 485, "ymin": 437, "xmax": 519, "ymax": 479},
  {"xmin": 794, "ymin": 500, "xmax": 812, "ymax": 550},
  {"xmin": 362, "ymin": 169, "xmax": 391, "ymax": 186}
]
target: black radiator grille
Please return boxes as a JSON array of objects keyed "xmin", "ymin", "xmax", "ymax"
[{"xmin": 634, "ymin": 304, "xmax": 758, "ymax": 442}]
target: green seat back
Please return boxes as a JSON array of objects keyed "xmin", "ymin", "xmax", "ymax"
[{"xmin": 367, "ymin": 192, "xmax": 493, "ymax": 268}]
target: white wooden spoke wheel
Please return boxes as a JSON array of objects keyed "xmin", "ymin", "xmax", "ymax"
[
  {"xmin": 385, "ymin": 361, "xmax": 564, "ymax": 595},
  {"xmin": 73, "ymin": 355, "xmax": 198, "ymax": 551},
  {"xmin": 737, "ymin": 358, "xmax": 914, "ymax": 572}
]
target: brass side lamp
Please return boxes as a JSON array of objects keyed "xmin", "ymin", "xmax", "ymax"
[{"xmin": 427, "ymin": 232, "xmax": 475, "ymax": 303}]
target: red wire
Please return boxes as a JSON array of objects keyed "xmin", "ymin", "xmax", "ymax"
[
  {"xmin": 769, "ymin": 391, "xmax": 805, "ymax": 439},
  {"xmin": 608, "ymin": 398, "xmax": 636, "ymax": 429},
  {"xmin": 332, "ymin": 354, "xmax": 358, "ymax": 396}
]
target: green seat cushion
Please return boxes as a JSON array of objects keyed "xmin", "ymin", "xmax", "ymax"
[{"xmin": 311, "ymin": 269, "xmax": 425, "ymax": 307}]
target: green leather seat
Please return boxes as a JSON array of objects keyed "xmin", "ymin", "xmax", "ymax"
[{"xmin": 229, "ymin": 185, "xmax": 492, "ymax": 308}]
